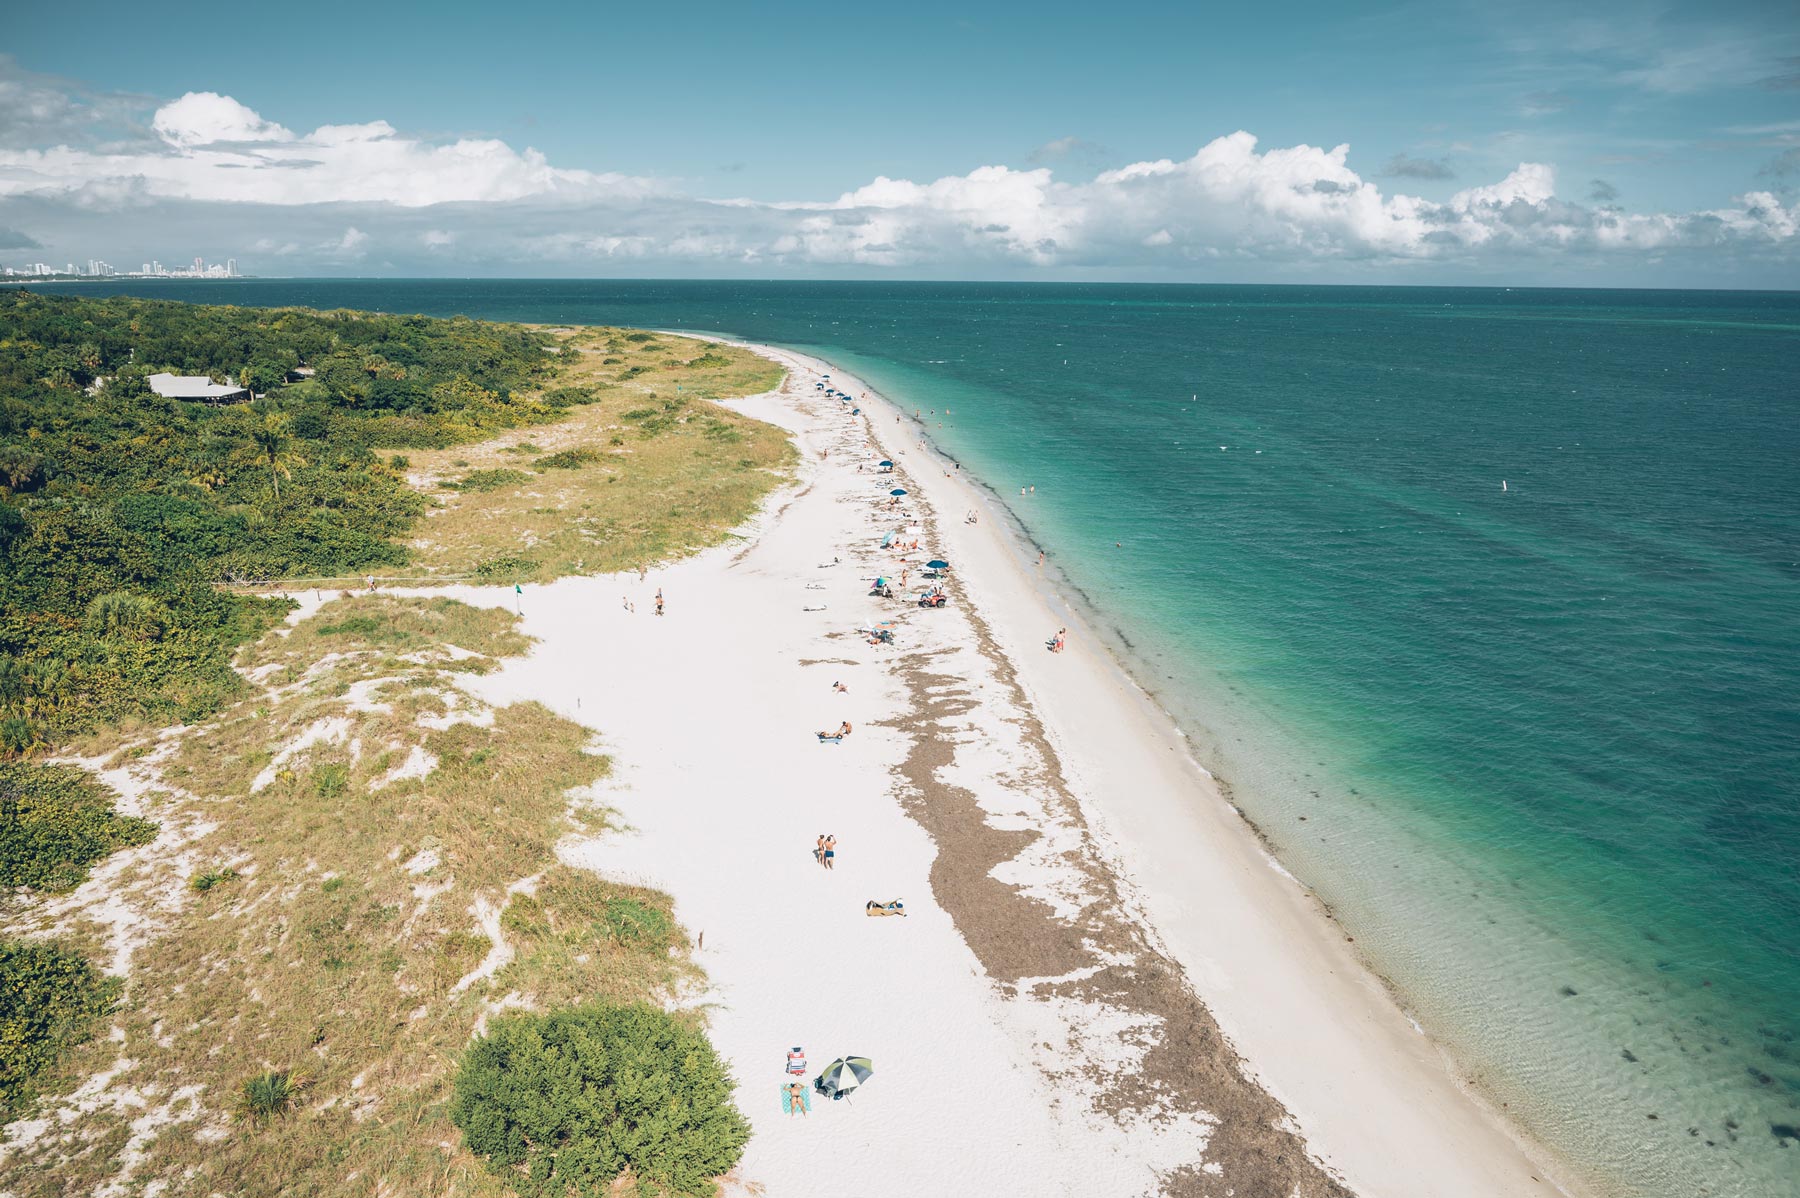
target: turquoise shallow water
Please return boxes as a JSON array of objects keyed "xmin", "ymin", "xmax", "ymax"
[{"xmin": 20, "ymin": 279, "xmax": 1800, "ymax": 1196}]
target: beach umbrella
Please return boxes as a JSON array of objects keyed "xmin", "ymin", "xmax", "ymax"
[
  {"xmin": 878, "ymin": 460, "xmax": 893, "ymax": 467},
  {"xmin": 926, "ymin": 559, "xmax": 949, "ymax": 570},
  {"xmin": 816, "ymin": 1056, "xmax": 873, "ymax": 1098},
  {"xmin": 889, "ymin": 488, "xmax": 907, "ymax": 496}
]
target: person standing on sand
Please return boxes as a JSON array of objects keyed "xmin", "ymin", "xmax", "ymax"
[
  {"xmin": 823, "ymin": 835, "xmax": 837, "ymax": 870},
  {"xmin": 1038, "ymin": 549, "xmax": 1045, "ymax": 567},
  {"xmin": 655, "ymin": 588, "xmax": 665, "ymax": 617},
  {"xmin": 815, "ymin": 834, "xmax": 828, "ymax": 865}
]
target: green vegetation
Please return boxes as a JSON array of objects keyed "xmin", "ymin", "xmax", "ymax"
[
  {"xmin": 0, "ymin": 291, "xmax": 783, "ymax": 1195},
  {"xmin": 451, "ymin": 1003, "xmax": 749, "ymax": 1198},
  {"xmin": 0, "ymin": 597, "xmax": 720, "ymax": 1197},
  {"xmin": 0, "ymin": 939, "xmax": 119, "ymax": 1117},
  {"xmin": 189, "ymin": 865, "xmax": 238, "ymax": 892},
  {"xmin": 0, "ymin": 762, "xmax": 156, "ymax": 892},
  {"xmin": 445, "ymin": 468, "xmax": 532, "ymax": 492},
  {"xmin": 530, "ymin": 446, "xmax": 601, "ymax": 470},
  {"xmin": 404, "ymin": 326, "xmax": 791, "ymax": 581},
  {"xmin": 238, "ymin": 1069, "xmax": 309, "ymax": 1124},
  {"xmin": 0, "ymin": 290, "xmax": 557, "ymax": 754}
]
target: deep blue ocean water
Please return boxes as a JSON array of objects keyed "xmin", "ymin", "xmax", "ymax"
[{"xmin": 18, "ymin": 279, "xmax": 1800, "ymax": 1196}]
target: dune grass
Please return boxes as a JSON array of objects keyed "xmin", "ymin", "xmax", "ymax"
[
  {"xmin": 401, "ymin": 328, "xmax": 792, "ymax": 583},
  {"xmin": 0, "ymin": 598, "xmax": 702, "ymax": 1198}
]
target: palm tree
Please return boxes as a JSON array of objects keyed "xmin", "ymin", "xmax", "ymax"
[{"xmin": 235, "ymin": 411, "xmax": 307, "ymax": 501}]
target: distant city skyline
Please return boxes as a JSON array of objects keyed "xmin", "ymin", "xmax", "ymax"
[
  {"xmin": 1, "ymin": 1, "xmax": 1797, "ymax": 287},
  {"xmin": 2, "ymin": 256, "xmax": 239, "ymax": 280}
]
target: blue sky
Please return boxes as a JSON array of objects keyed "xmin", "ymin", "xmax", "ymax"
[{"xmin": 2, "ymin": 0, "xmax": 1797, "ymax": 284}]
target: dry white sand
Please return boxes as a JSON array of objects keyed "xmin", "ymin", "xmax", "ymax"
[{"xmin": 434, "ymin": 346, "xmax": 1580, "ymax": 1198}]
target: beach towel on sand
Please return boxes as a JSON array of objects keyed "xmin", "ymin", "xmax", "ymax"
[{"xmin": 780, "ymin": 1086, "xmax": 812, "ymax": 1114}]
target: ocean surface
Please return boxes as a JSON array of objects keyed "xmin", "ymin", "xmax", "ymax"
[{"xmin": 20, "ymin": 279, "xmax": 1800, "ymax": 1197}]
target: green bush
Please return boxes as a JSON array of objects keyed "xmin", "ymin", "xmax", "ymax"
[
  {"xmin": 0, "ymin": 762, "xmax": 158, "ymax": 893},
  {"xmin": 310, "ymin": 763, "xmax": 349, "ymax": 799},
  {"xmin": 474, "ymin": 555, "xmax": 535, "ymax": 581},
  {"xmin": 238, "ymin": 1069, "xmax": 309, "ymax": 1123},
  {"xmin": 190, "ymin": 866, "xmax": 238, "ymax": 892},
  {"xmin": 531, "ymin": 447, "xmax": 600, "ymax": 470},
  {"xmin": 0, "ymin": 939, "xmax": 119, "ymax": 1117},
  {"xmin": 446, "ymin": 468, "xmax": 531, "ymax": 493},
  {"xmin": 451, "ymin": 1003, "xmax": 748, "ymax": 1198},
  {"xmin": 541, "ymin": 387, "xmax": 600, "ymax": 408},
  {"xmin": 599, "ymin": 897, "xmax": 675, "ymax": 949}
]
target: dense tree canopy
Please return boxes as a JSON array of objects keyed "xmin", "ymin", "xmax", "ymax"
[
  {"xmin": 0, "ymin": 289, "xmax": 563, "ymax": 751},
  {"xmin": 451, "ymin": 1003, "xmax": 750, "ymax": 1198}
]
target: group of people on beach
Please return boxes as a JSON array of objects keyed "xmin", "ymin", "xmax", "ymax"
[{"xmin": 618, "ymin": 586, "xmax": 666, "ymax": 616}]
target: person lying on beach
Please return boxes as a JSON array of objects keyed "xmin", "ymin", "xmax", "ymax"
[
  {"xmin": 865, "ymin": 899, "xmax": 906, "ymax": 916},
  {"xmin": 834, "ymin": 681, "xmax": 849, "ymax": 692},
  {"xmin": 816, "ymin": 721, "xmax": 853, "ymax": 741},
  {"xmin": 786, "ymin": 1081, "xmax": 808, "ymax": 1117}
]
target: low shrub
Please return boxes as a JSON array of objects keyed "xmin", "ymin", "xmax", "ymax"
[
  {"xmin": 600, "ymin": 896, "xmax": 675, "ymax": 949},
  {"xmin": 474, "ymin": 555, "xmax": 536, "ymax": 581},
  {"xmin": 0, "ymin": 762, "xmax": 158, "ymax": 893},
  {"xmin": 452, "ymin": 1003, "xmax": 748, "ymax": 1198},
  {"xmin": 446, "ymin": 468, "xmax": 531, "ymax": 493},
  {"xmin": 531, "ymin": 447, "xmax": 600, "ymax": 470},
  {"xmin": 540, "ymin": 387, "xmax": 600, "ymax": 408},
  {"xmin": 238, "ymin": 1069, "xmax": 309, "ymax": 1123},
  {"xmin": 190, "ymin": 866, "xmax": 238, "ymax": 892},
  {"xmin": 0, "ymin": 939, "xmax": 119, "ymax": 1117}
]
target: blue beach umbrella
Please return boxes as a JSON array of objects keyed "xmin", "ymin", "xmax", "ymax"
[
  {"xmin": 878, "ymin": 460, "xmax": 893, "ymax": 467},
  {"xmin": 889, "ymin": 488, "xmax": 907, "ymax": 496},
  {"xmin": 926, "ymin": 559, "xmax": 949, "ymax": 570}
]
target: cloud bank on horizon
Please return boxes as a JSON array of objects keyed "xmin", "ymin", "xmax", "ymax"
[{"xmin": 1, "ymin": 87, "xmax": 1795, "ymax": 282}]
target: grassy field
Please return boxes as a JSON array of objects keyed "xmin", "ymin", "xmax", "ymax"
[
  {"xmin": 0, "ymin": 597, "xmax": 708, "ymax": 1197},
  {"xmin": 400, "ymin": 328, "xmax": 791, "ymax": 584}
]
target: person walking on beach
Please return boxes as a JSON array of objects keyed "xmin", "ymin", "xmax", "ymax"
[
  {"xmin": 655, "ymin": 588, "xmax": 665, "ymax": 617},
  {"xmin": 823, "ymin": 835, "xmax": 837, "ymax": 870},
  {"xmin": 815, "ymin": 834, "xmax": 828, "ymax": 865}
]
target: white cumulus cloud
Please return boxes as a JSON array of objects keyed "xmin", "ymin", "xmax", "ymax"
[
  {"xmin": 0, "ymin": 92, "xmax": 659, "ymax": 207},
  {"xmin": 0, "ymin": 88, "xmax": 1793, "ymax": 283},
  {"xmin": 151, "ymin": 91, "xmax": 292, "ymax": 147}
]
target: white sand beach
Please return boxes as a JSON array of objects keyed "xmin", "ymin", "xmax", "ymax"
[{"xmin": 431, "ymin": 345, "xmax": 1577, "ymax": 1197}]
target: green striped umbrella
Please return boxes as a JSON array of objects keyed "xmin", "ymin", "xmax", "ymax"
[{"xmin": 815, "ymin": 1056, "xmax": 873, "ymax": 1097}]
